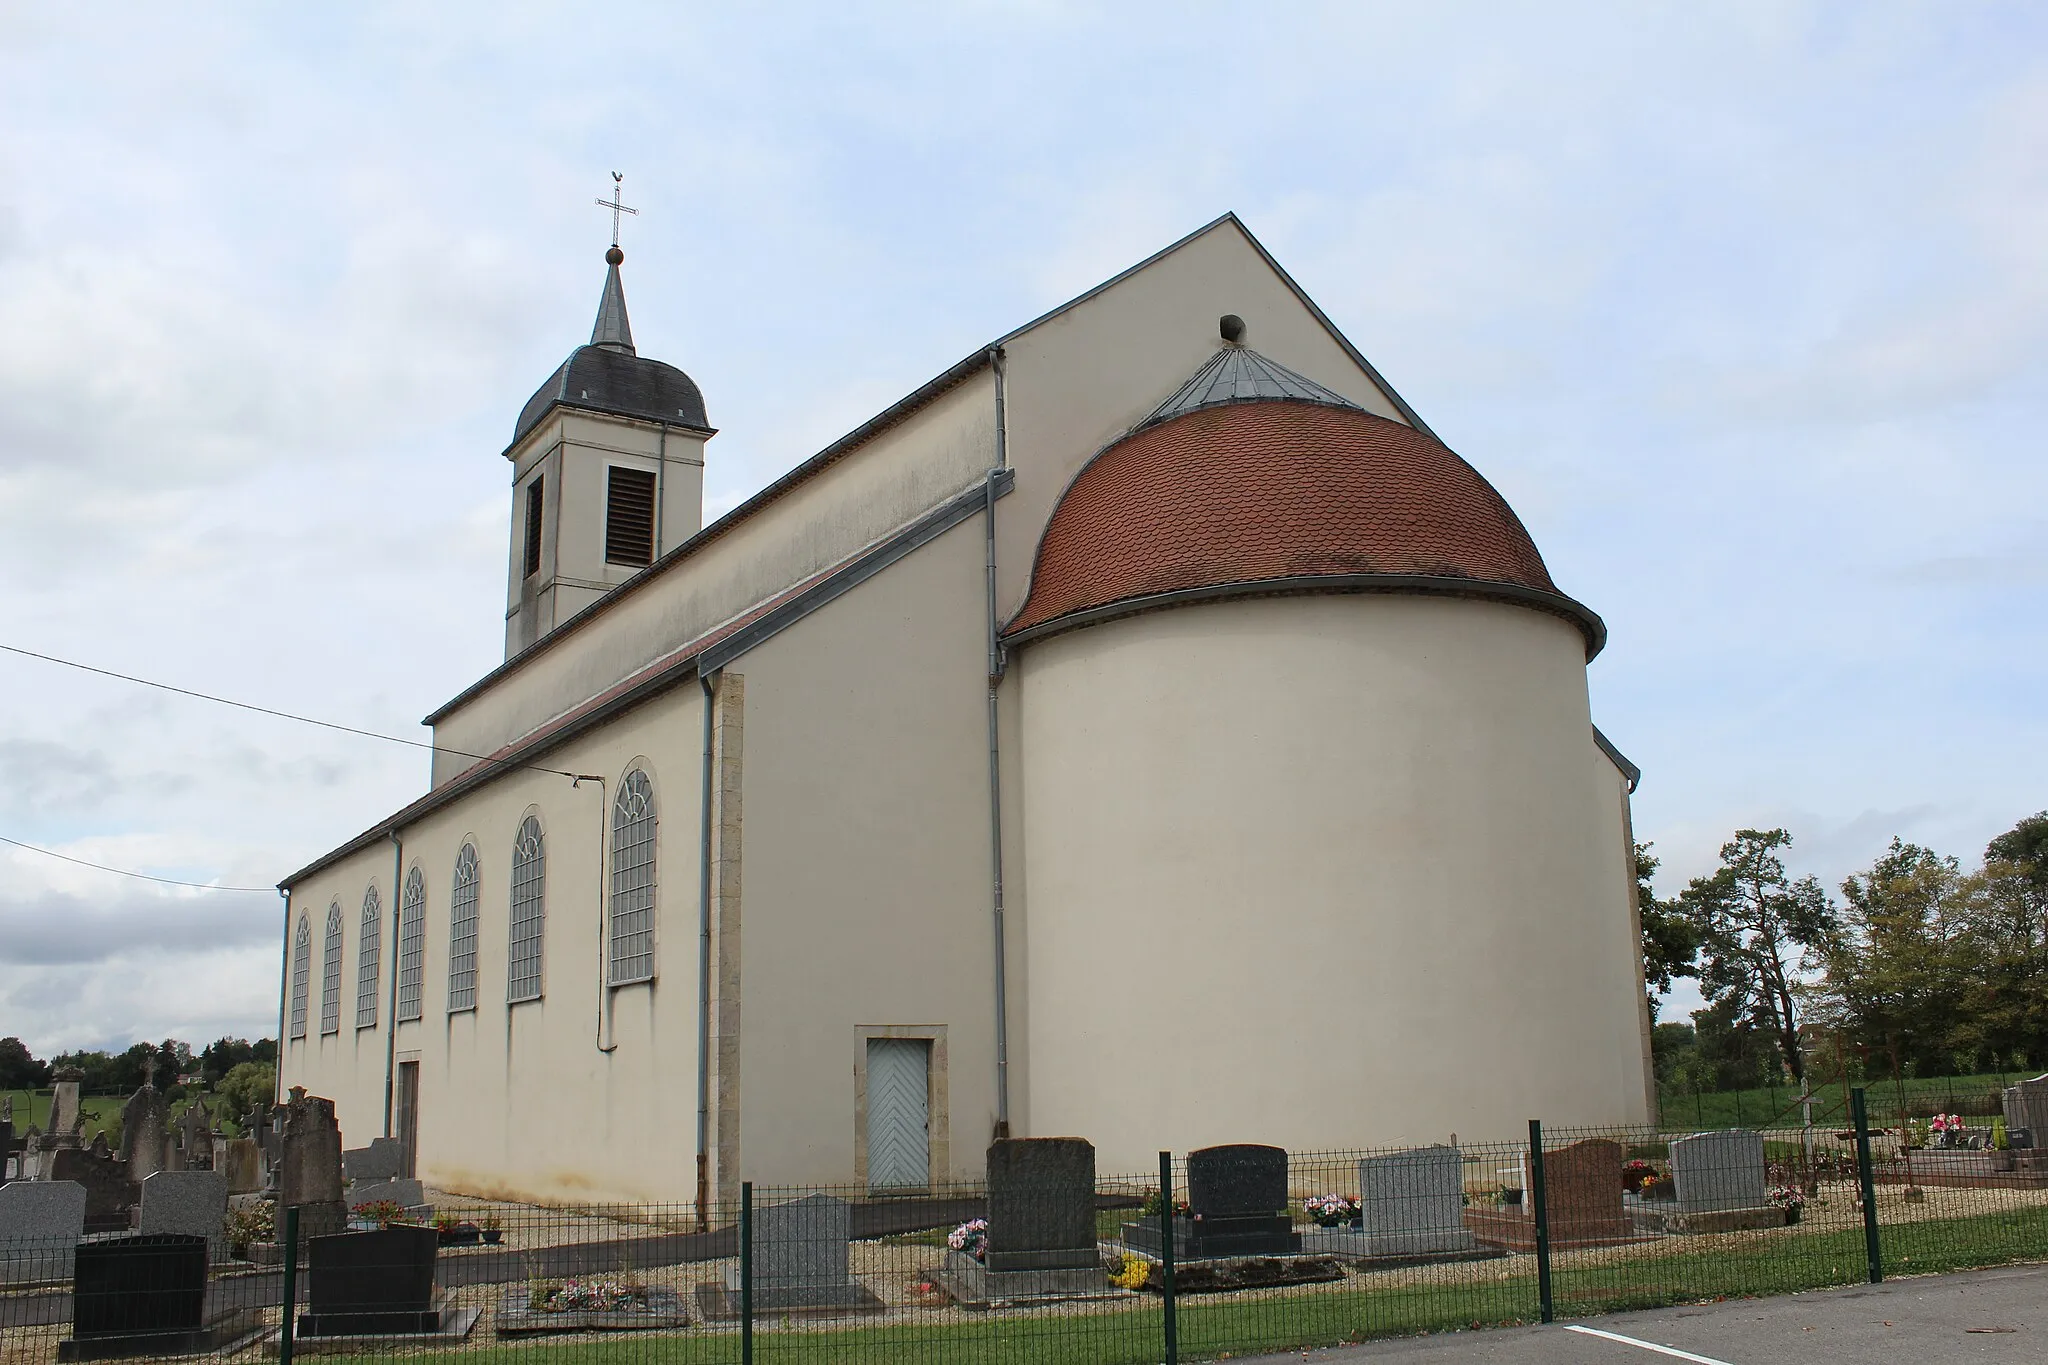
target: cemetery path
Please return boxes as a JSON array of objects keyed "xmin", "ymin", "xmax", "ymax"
[{"xmin": 1255, "ymin": 1261, "xmax": 2045, "ymax": 1364}]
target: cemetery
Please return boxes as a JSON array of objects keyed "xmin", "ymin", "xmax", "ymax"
[{"xmin": 5, "ymin": 1079, "xmax": 2048, "ymax": 1360}]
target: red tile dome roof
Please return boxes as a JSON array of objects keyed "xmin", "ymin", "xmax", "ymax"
[{"xmin": 1005, "ymin": 398, "xmax": 1604, "ymax": 656}]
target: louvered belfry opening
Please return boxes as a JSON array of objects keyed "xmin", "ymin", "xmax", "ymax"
[{"xmin": 605, "ymin": 465, "xmax": 658, "ymax": 566}]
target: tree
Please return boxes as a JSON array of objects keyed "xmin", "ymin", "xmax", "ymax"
[
  {"xmin": 1986, "ymin": 811, "xmax": 2048, "ymax": 909},
  {"xmin": 1681, "ymin": 828, "xmax": 1836, "ymax": 1088},
  {"xmin": 1636, "ymin": 843, "xmax": 1700, "ymax": 1020},
  {"xmin": 1954, "ymin": 814, "xmax": 2048, "ymax": 1069},
  {"xmin": 214, "ymin": 1062, "xmax": 276, "ymax": 1128},
  {"xmin": 0, "ymin": 1037, "xmax": 51, "ymax": 1089},
  {"xmin": 1815, "ymin": 838, "xmax": 1968, "ymax": 1074}
]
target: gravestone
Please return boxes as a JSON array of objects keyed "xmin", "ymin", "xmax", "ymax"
[
  {"xmin": 1670, "ymin": 1131, "xmax": 1768, "ymax": 1214},
  {"xmin": 60, "ymin": 1233, "xmax": 259, "ymax": 1360},
  {"xmin": 46, "ymin": 1146, "xmax": 132, "ymax": 1229},
  {"xmin": 940, "ymin": 1137, "xmax": 1110, "ymax": 1306},
  {"xmin": 175, "ymin": 1100, "xmax": 213, "ymax": 1173},
  {"xmin": 280, "ymin": 1090, "xmax": 347, "ymax": 1239},
  {"xmin": 724, "ymin": 1193, "xmax": 879, "ymax": 1311},
  {"xmin": 119, "ymin": 1084, "xmax": 170, "ymax": 1185},
  {"xmin": 48, "ymin": 1069, "xmax": 85, "ymax": 1146},
  {"xmin": 215, "ymin": 1139, "xmax": 262, "ymax": 1195},
  {"xmin": 299, "ymin": 1225, "xmax": 466, "ymax": 1336},
  {"xmin": 137, "ymin": 1172, "xmax": 229, "ymax": 1259},
  {"xmin": 1185, "ymin": 1144, "xmax": 1297, "ymax": 1257},
  {"xmin": 348, "ymin": 1178, "xmax": 429, "ymax": 1215},
  {"xmin": 1541, "ymin": 1139, "xmax": 1633, "ymax": 1245},
  {"xmin": 1, "ymin": 1114, "xmax": 17, "ymax": 1181},
  {"xmin": 2003, "ymin": 1075, "xmax": 2048, "ymax": 1148},
  {"xmin": 1354, "ymin": 1145, "xmax": 1477, "ymax": 1256},
  {"xmin": 0, "ymin": 1179, "xmax": 87, "ymax": 1285},
  {"xmin": 342, "ymin": 1138, "xmax": 407, "ymax": 1182}
]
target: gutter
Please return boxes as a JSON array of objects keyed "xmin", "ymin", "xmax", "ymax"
[
  {"xmin": 275, "ymin": 889, "xmax": 290, "ymax": 1106},
  {"xmin": 383, "ymin": 831, "xmax": 403, "ymax": 1134},
  {"xmin": 984, "ymin": 347, "xmax": 1012, "ymax": 1137},
  {"xmin": 694, "ymin": 670, "xmax": 717, "ymax": 1229}
]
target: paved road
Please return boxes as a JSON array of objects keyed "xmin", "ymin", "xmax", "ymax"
[{"xmin": 1249, "ymin": 1263, "xmax": 2044, "ymax": 1363}]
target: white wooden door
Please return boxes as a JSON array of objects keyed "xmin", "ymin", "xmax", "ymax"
[{"xmin": 865, "ymin": 1038, "xmax": 931, "ymax": 1191}]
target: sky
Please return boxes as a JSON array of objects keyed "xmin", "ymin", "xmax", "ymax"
[{"xmin": 0, "ymin": 2, "xmax": 2042, "ymax": 1055}]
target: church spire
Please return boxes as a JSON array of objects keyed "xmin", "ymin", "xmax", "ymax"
[{"xmin": 590, "ymin": 245, "xmax": 636, "ymax": 354}]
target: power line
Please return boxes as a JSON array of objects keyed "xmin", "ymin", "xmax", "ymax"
[
  {"xmin": 0, "ymin": 641, "xmax": 580, "ymax": 780},
  {"xmin": 0, "ymin": 834, "xmax": 273, "ymax": 893}
]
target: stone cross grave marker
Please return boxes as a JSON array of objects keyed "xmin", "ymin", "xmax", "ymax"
[{"xmin": 1669, "ymin": 1130, "xmax": 1767, "ymax": 1213}]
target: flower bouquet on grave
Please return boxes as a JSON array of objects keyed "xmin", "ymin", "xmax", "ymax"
[
  {"xmin": 529, "ymin": 1275, "xmax": 649, "ymax": 1313},
  {"xmin": 1929, "ymin": 1113, "xmax": 1965, "ymax": 1149},
  {"xmin": 350, "ymin": 1199, "xmax": 406, "ymax": 1231},
  {"xmin": 1767, "ymin": 1185, "xmax": 1807, "ymax": 1223},
  {"xmin": 947, "ymin": 1218, "xmax": 989, "ymax": 1262},
  {"xmin": 1621, "ymin": 1159, "xmax": 1659, "ymax": 1194},
  {"xmin": 434, "ymin": 1211, "xmax": 483, "ymax": 1245},
  {"xmin": 1303, "ymin": 1194, "xmax": 1360, "ymax": 1228}
]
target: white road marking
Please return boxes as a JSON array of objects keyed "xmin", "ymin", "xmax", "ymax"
[{"xmin": 1563, "ymin": 1324, "xmax": 1736, "ymax": 1364}]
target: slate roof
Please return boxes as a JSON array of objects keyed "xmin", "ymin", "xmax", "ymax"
[
  {"xmin": 1142, "ymin": 345, "xmax": 1360, "ymax": 426},
  {"xmin": 1006, "ymin": 398, "xmax": 1602, "ymax": 654},
  {"xmin": 511, "ymin": 258, "xmax": 710, "ymax": 447}
]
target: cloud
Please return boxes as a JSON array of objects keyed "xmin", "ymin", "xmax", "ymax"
[{"xmin": 0, "ymin": 885, "xmax": 278, "ymax": 967}]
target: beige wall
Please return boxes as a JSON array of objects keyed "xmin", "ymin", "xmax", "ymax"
[
  {"xmin": 995, "ymin": 219, "xmax": 1412, "ymax": 620},
  {"xmin": 729, "ymin": 514, "xmax": 999, "ymax": 1189},
  {"xmin": 438, "ymin": 373, "xmax": 996, "ymax": 780},
  {"xmin": 282, "ymin": 684, "xmax": 708, "ymax": 1204},
  {"xmin": 1015, "ymin": 593, "xmax": 1650, "ymax": 1174}
]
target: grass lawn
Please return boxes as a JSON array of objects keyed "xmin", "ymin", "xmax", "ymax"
[
  {"xmin": 3, "ymin": 1086, "xmax": 238, "ymax": 1145},
  {"xmin": 292, "ymin": 1203, "xmax": 2048, "ymax": 1365},
  {"xmin": 1658, "ymin": 1070, "xmax": 2023, "ymax": 1132}
]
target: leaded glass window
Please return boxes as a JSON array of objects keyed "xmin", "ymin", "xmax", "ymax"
[
  {"xmin": 288, "ymin": 913, "xmax": 311, "ymax": 1040},
  {"xmin": 319, "ymin": 903, "xmax": 344, "ymax": 1035},
  {"xmin": 507, "ymin": 816, "xmax": 546, "ymax": 1002},
  {"xmin": 397, "ymin": 868, "xmax": 425, "ymax": 1022},
  {"xmin": 447, "ymin": 844, "xmax": 480, "ymax": 1012},
  {"xmin": 356, "ymin": 886, "xmax": 382, "ymax": 1029},
  {"xmin": 609, "ymin": 770, "xmax": 657, "ymax": 984}
]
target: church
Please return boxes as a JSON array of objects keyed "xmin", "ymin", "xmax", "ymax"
[{"xmin": 276, "ymin": 212, "xmax": 1654, "ymax": 1210}]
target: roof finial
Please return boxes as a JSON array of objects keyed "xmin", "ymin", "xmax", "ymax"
[{"xmin": 589, "ymin": 173, "xmax": 637, "ymax": 353}]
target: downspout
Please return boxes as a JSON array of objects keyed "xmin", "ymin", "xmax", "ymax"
[
  {"xmin": 574, "ymin": 775, "xmax": 617, "ymax": 1053},
  {"xmin": 275, "ymin": 888, "xmax": 291, "ymax": 1106},
  {"xmin": 383, "ymin": 830, "xmax": 403, "ymax": 1135},
  {"xmin": 984, "ymin": 346, "xmax": 1012, "ymax": 1137},
  {"xmin": 654, "ymin": 421, "xmax": 668, "ymax": 557},
  {"xmin": 694, "ymin": 670, "xmax": 717, "ymax": 1229}
]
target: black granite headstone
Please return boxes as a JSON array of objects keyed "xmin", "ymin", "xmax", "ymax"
[
  {"xmin": 986, "ymin": 1137, "xmax": 1097, "ymax": 1272},
  {"xmin": 65, "ymin": 1234, "xmax": 206, "ymax": 1358},
  {"xmin": 300, "ymin": 1225, "xmax": 443, "ymax": 1335},
  {"xmin": 1185, "ymin": 1144, "xmax": 1297, "ymax": 1257}
]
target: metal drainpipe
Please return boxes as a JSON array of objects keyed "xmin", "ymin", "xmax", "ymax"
[
  {"xmin": 382, "ymin": 830, "xmax": 403, "ymax": 1135},
  {"xmin": 654, "ymin": 421, "xmax": 668, "ymax": 557},
  {"xmin": 274, "ymin": 888, "xmax": 291, "ymax": 1107},
  {"xmin": 575, "ymin": 775, "xmax": 617, "ymax": 1053},
  {"xmin": 694, "ymin": 670, "xmax": 717, "ymax": 1228},
  {"xmin": 985, "ymin": 346, "xmax": 1012, "ymax": 1137}
]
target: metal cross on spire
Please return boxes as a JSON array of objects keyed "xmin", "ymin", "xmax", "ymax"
[{"xmin": 594, "ymin": 171, "xmax": 639, "ymax": 247}]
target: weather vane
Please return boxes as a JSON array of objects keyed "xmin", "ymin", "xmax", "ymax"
[{"xmin": 595, "ymin": 171, "xmax": 639, "ymax": 249}]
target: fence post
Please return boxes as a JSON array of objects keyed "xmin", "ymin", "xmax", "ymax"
[
  {"xmin": 1159, "ymin": 1150, "xmax": 1178, "ymax": 1365},
  {"xmin": 740, "ymin": 1181, "xmax": 754, "ymax": 1364},
  {"xmin": 1850, "ymin": 1088, "xmax": 1883, "ymax": 1284},
  {"xmin": 1528, "ymin": 1119, "xmax": 1553, "ymax": 1324},
  {"xmin": 278, "ymin": 1204, "xmax": 299, "ymax": 1365}
]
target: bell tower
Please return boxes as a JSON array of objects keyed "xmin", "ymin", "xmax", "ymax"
[{"xmin": 502, "ymin": 185, "xmax": 713, "ymax": 657}]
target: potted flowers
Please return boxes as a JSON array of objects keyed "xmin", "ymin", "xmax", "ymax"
[
  {"xmin": 1622, "ymin": 1160, "xmax": 1660, "ymax": 1195},
  {"xmin": 1929, "ymin": 1113, "xmax": 1966, "ymax": 1149},
  {"xmin": 349, "ymin": 1199, "xmax": 406, "ymax": 1232},
  {"xmin": 1303, "ymin": 1195, "xmax": 1360, "ymax": 1229},
  {"xmin": 481, "ymin": 1213, "xmax": 504, "ymax": 1246},
  {"xmin": 1768, "ymin": 1185, "xmax": 1807, "ymax": 1224},
  {"xmin": 947, "ymin": 1218, "xmax": 989, "ymax": 1262},
  {"xmin": 434, "ymin": 1211, "xmax": 483, "ymax": 1246}
]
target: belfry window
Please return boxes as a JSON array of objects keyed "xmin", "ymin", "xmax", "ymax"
[
  {"xmin": 605, "ymin": 466, "xmax": 657, "ymax": 566},
  {"xmin": 396, "ymin": 868, "xmax": 425, "ymax": 1022},
  {"xmin": 523, "ymin": 477, "xmax": 545, "ymax": 578},
  {"xmin": 507, "ymin": 816, "xmax": 546, "ymax": 1002},
  {"xmin": 448, "ymin": 844, "xmax": 480, "ymax": 1012},
  {"xmin": 320, "ymin": 904, "xmax": 344, "ymax": 1035},
  {"xmin": 609, "ymin": 770, "xmax": 657, "ymax": 984},
  {"xmin": 356, "ymin": 886, "xmax": 382, "ymax": 1029},
  {"xmin": 288, "ymin": 913, "xmax": 311, "ymax": 1040}
]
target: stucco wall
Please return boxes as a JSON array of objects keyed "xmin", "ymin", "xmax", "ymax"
[
  {"xmin": 1016, "ymin": 593, "xmax": 1649, "ymax": 1173},
  {"xmin": 281, "ymin": 684, "xmax": 707, "ymax": 1204},
  {"xmin": 729, "ymin": 514, "xmax": 999, "ymax": 1189}
]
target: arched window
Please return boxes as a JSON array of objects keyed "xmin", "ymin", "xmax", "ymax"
[
  {"xmin": 610, "ymin": 770, "xmax": 657, "ymax": 984},
  {"xmin": 447, "ymin": 843, "xmax": 480, "ymax": 1012},
  {"xmin": 507, "ymin": 817, "xmax": 546, "ymax": 1003},
  {"xmin": 288, "ymin": 913, "xmax": 311, "ymax": 1040},
  {"xmin": 356, "ymin": 886, "xmax": 382, "ymax": 1029},
  {"xmin": 396, "ymin": 868, "xmax": 425, "ymax": 1022},
  {"xmin": 319, "ymin": 903, "xmax": 344, "ymax": 1035}
]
